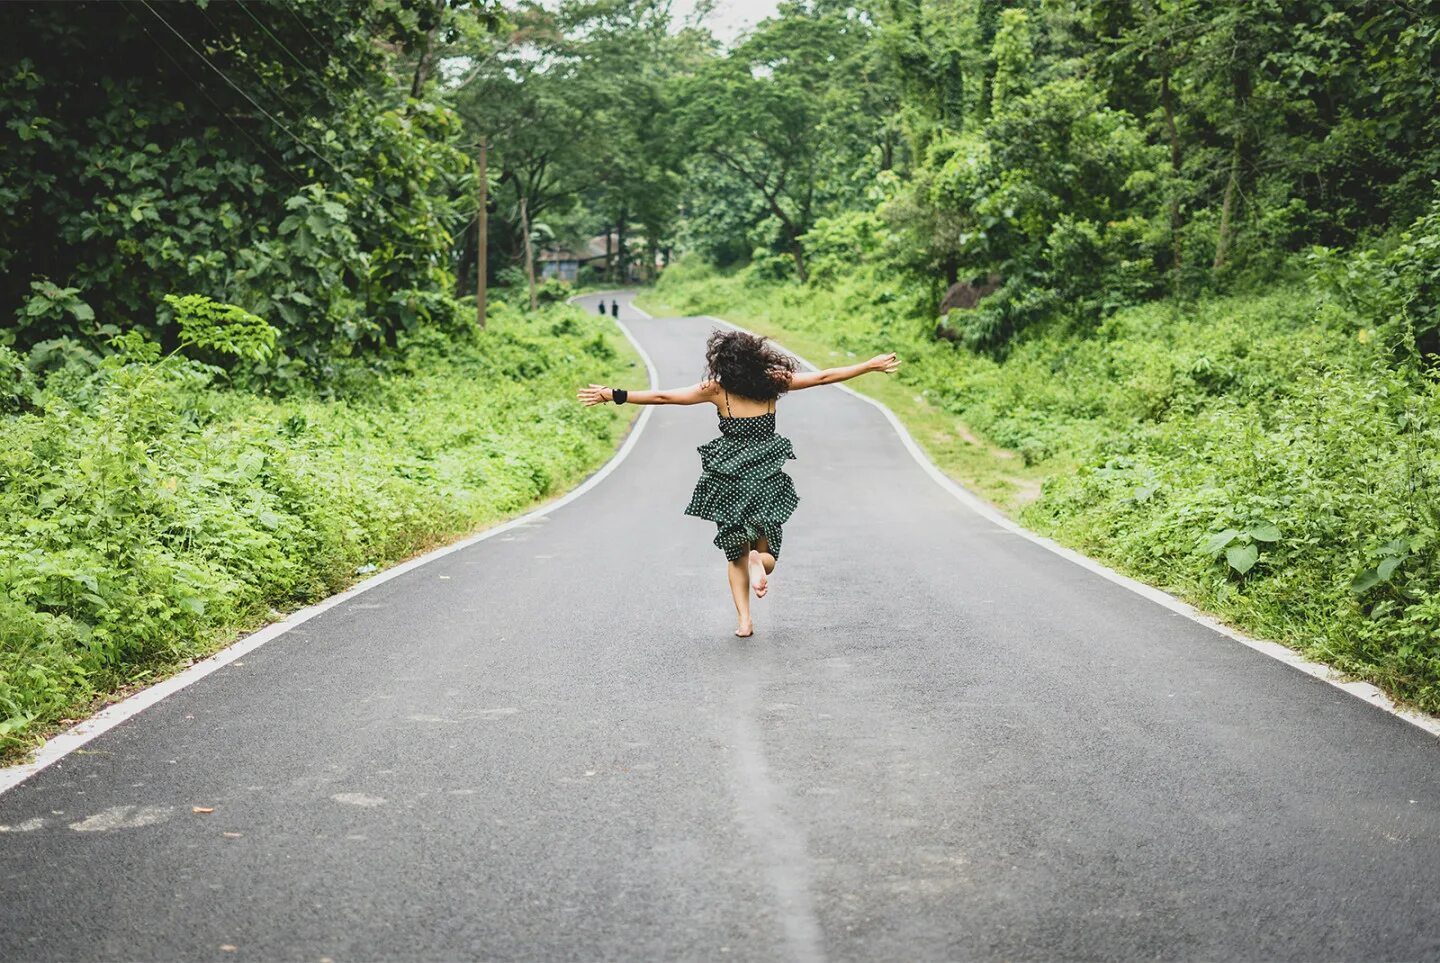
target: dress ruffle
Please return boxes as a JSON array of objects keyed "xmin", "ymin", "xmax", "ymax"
[
  {"xmin": 695, "ymin": 433, "xmax": 796, "ymax": 478},
  {"xmin": 685, "ymin": 472, "xmax": 798, "ymax": 526}
]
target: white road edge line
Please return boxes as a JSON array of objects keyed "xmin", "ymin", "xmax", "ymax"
[
  {"xmin": 693, "ymin": 313, "xmax": 1440, "ymax": 739},
  {"xmin": 0, "ymin": 300, "xmax": 661, "ymax": 795}
]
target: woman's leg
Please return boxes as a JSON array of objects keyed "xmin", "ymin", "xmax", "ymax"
[
  {"xmin": 753, "ymin": 531, "xmax": 777, "ymax": 573},
  {"xmin": 749, "ymin": 531, "xmax": 776, "ymax": 598},
  {"xmin": 727, "ymin": 554, "xmax": 753, "ymax": 636}
]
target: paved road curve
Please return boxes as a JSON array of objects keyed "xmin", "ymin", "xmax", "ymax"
[{"xmin": 4, "ymin": 292, "xmax": 1440, "ymax": 962}]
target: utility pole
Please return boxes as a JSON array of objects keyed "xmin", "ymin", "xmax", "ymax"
[
  {"xmin": 476, "ymin": 140, "xmax": 488, "ymax": 329},
  {"xmin": 520, "ymin": 194, "xmax": 537, "ymax": 311}
]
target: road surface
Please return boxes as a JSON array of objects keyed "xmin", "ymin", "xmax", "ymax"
[{"xmin": 3, "ymin": 292, "xmax": 1439, "ymax": 962}]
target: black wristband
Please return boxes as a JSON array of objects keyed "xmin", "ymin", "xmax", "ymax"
[{"xmin": 612, "ymin": 388, "xmax": 628, "ymax": 405}]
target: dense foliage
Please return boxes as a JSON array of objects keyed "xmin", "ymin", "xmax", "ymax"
[
  {"xmin": 450, "ymin": 0, "xmax": 698, "ymax": 291},
  {"xmin": 2, "ymin": 1, "xmax": 480, "ymax": 375},
  {"xmin": 666, "ymin": 0, "xmax": 1440, "ymax": 351}
]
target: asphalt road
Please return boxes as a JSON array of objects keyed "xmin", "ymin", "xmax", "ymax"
[{"xmin": 3, "ymin": 291, "xmax": 1440, "ymax": 962}]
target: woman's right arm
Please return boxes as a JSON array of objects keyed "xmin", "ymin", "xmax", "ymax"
[
  {"xmin": 577, "ymin": 382, "xmax": 717, "ymax": 407},
  {"xmin": 787, "ymin": 353, "xmax": 900, "ymax": 391}
]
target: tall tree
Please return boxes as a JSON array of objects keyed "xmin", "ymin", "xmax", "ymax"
[
  {"xmin": 675, "ymin": 2, "xmax": 890, "ymax": 281},
  {"xmin": 449, "ymin": 0, "xmax": 682, "ymax": 289}
]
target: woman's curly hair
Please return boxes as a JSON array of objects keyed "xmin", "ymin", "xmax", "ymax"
[{"xmin": 704, "ymin": 329, "xmax": 797, "ymax": 400}]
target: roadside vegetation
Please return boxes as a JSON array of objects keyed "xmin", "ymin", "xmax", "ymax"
[
  {"xmin": 638, "ymin": 0, "xmax": 1440, "ymax": 711},
  {"xmin": 0, "ymin": 299, "xmax": 636, "ymax": 760},
  {"xmin": 0, "ymin": 1, "xmax": 656, "ymax": 760}
]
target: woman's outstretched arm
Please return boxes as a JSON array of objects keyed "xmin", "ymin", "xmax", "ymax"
[
  {"xmin": 577, "ymin": 381, "xmax": 718, "ymax": 407},
  {"xmin": 787, "ymin": 353, "xmax": 900, "ymax": 391}
]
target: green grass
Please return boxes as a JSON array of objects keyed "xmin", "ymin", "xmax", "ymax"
[
  {"xmin": 639, "ymin": 259, "xmax": 1440, "ymax": 714},
  {"xmin": 0, "ymin": 300, "xmax": 641, "ymax": 762}
]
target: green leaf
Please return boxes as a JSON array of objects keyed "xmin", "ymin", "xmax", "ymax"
[
  {"xmin": 1226, "ymin": 542, "xmax": 1258, "ymax": 575},
  {"xmin": 237, "ymin": 450, "xmax": 265, "ymax": 477},
  {"xmin": 178, "ymin": 596, "xmax": 206, "ymax": 616},
  {"xmin": 1379, "ymin": 538, "xmax": 1410, "ymax": 557},
  {"xmin": 1377, "ymin": 555, "xmax": 1404, "ymax": 580},
  {"xmin": 1351, "ymin": 568, "xmax": 1382, "ymax": 594},
  {"xmin": 1247, "ymin": 523, "xmax": 1281, "ymax": 542},
  {"xmin": 1200, "ymin": 529, "xmax": 1239, "ymax": 555}
]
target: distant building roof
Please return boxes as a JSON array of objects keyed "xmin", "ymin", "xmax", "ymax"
[
  {"xmin": 540, "ymin": 235, "xmax": 611, "ymax": 264},
  {"xmin": 538, "ymin": 233, "xmax": 660, "ymax": 265}
]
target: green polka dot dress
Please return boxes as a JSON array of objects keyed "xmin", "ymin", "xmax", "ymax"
[{"xmin": 684, "ymin": 396, "xmax": 799, "ymax": 562}]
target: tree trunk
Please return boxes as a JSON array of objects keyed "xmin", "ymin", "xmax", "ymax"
[
  {"xmin": 616, "ymin": 208, "xmax": 628, "ymax": 284},
  {"xmin": 408, "ymin": 0, "xmax": 445, "ymax": 100},
  {"xmin": 519, "ymin": 195, "xmax": 536, "ymax": 311},
  {"xmin": 1213, "ymin": 63, "xmax": 1250, "ymax": 273},
  {"xmin": 409, "ymin": 44, "xmax": 432, "ymax": 100},
  {"xmin": 879, "ymin": 126, "xmax": 895, "ymax": 172},
  {"xmin": 1213, "ymin": 137, "xmax": 1240, "ymax": 271},
  {"xmin": 476, "ymin": 140, "xmax": 488, "ymax": 329},
  {"xmin": 976, "ymin": 0, "xmax": 1002, "ymax": 119},
  {"xmin": 1159, "ymin": 69, "xmax": 1184, "ymax": 285},
  {"xmin": 789, "ymin": 235, "xmax": 808, "ymax": 283}
]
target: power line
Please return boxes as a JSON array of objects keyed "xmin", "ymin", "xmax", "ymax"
[
  {"xmin": 280, "ymin": 1, "xmax": 332, "ymax": 61},
  {"xmin": 130, "ymin": 7, "xmax": 304, "ymax": 187},
  {"xmin": 140, "ymin": 1, "xmax": 332, "ymax": 176},
  {"xmin": 235, "ymin": 1, "xmax": 330, "ymax": 90},
  {"xmin": 139, "ymin": 0, "xmax": 460, "ymax": 244},
  {"xmin": 198, "ymin": 3, "xmax": 317, "ymax": 126}
]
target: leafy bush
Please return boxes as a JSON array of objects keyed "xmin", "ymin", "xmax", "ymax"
[
  {"xmin": 1311, "ymin": 198, "xmax": 1440, "ymax": 361},
  {"xmin": 164, "ymin": 294, "xmax": 278, "ymax": 364},
  {"xmin": 0, "ymin": 301, "xmax": 637, "ymax": 759},
  {"xmin": 0, "ymin": 345, "xmax": 36, "ymax": 414},
  {"xmin": 535, "ymin": 278, "xmax": 575, "ymax": 305},
  {"xmin": 927, "ymin": 78, "xmax": 1167, "ymax": 351}
]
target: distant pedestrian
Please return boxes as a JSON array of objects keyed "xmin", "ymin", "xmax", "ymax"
[
  {"xmin": 610, "ymin": 300, "xmax": 619, "ymax": 318},
  {"xmin": 596, "ymin": 301, "xmax": 605, "ymax": 316},
  {"xmin": 579, "ymin": 331, "xmax": 900, "ymax": 637}
]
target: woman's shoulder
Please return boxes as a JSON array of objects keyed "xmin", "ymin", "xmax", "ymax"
[{"xmin": 695, "ymin": 380, "xmax": 725, "ymax": 408}]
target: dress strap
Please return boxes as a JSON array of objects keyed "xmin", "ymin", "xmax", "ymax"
[{"xmin": 724, "ymin": 388, "xmax": 732, "ymax": 418}]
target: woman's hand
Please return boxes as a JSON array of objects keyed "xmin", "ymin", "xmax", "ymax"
[
  {"xmin": 577, "ymin": 384, "xmax": 613, "ymax": 407},
  {"xmin": 867, "ymin": 352, "xmax": 901, "ymax": 374}
]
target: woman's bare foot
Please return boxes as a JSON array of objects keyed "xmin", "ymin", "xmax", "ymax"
[
  {"xmin": 735, "ymin": 620, "xmax": 754, "ymax": 638},
  {"xmin": 749, "ymin": 550, "xmax": 768, "ymax": 598}
]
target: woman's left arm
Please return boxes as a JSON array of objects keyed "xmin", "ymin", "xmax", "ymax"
[
  {"xmin": 787, "ymin": 353, "xmax": 900, "ymax": 391},
  {"xmin": 578, "ymin": 382, "xmax": 716, "ymax": 407}
]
